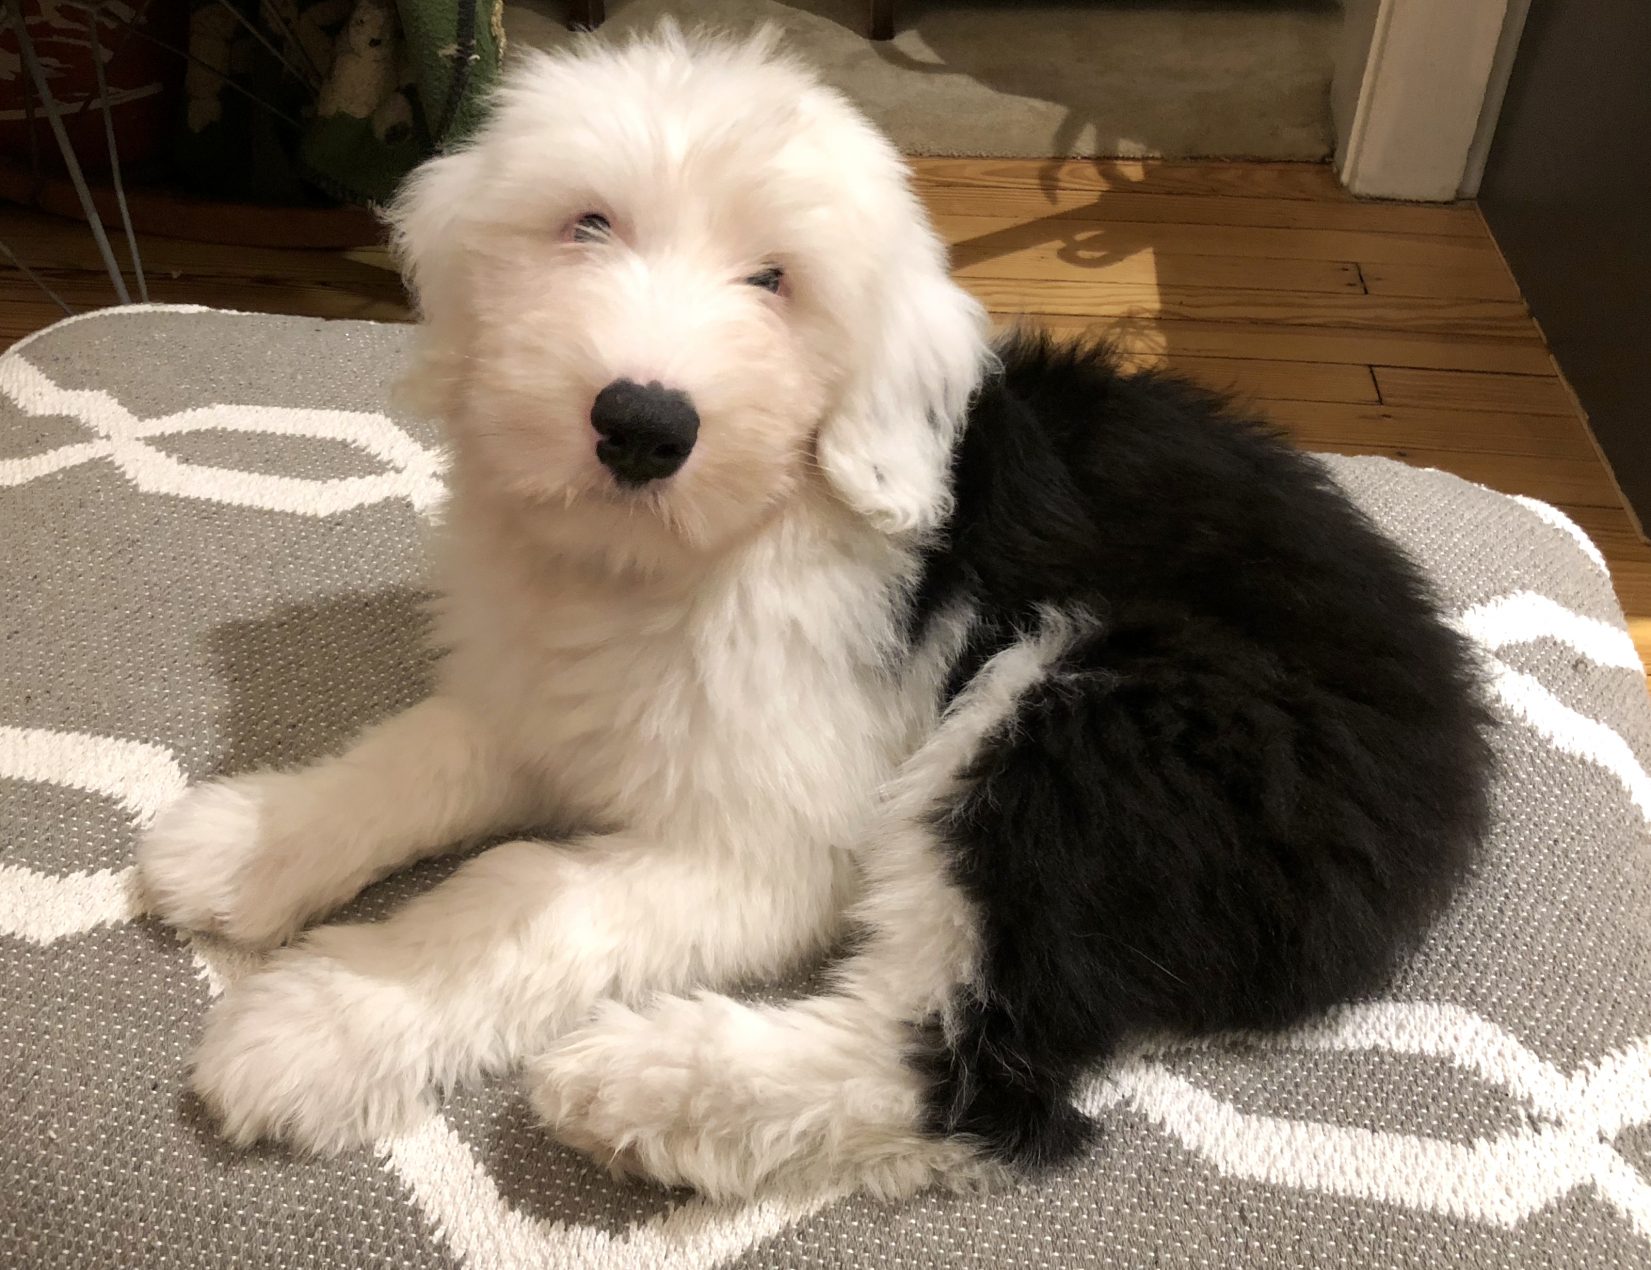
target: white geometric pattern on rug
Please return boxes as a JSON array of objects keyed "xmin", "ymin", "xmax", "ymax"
[
  {"xmin": 1088, "ymin": 1006, "xmax": 1651, "ymax": 1242},
  {"xmin": 0, "ymin": 725, "xmax": 178, "ymax": 943},
  {"xmin": 1511, "ymin": 495, "xmax": 1612, "ymax": 573},
  {"xmin": 382, "ymin": 1119, "xmax": 834, "ymax": 1270},
  {"xmin": 1456, "ymin": 592, "xmax": 1641, "ymax": 670},
  {"xmin": 5, "ymin": 570, "xmax": 1650, "ymax": 1265},
  {"xmin": 1482, "ymin": 660, "xmax": 1651, "ymax": 821},
  {"xmin": 0, "ymin": 305, "xmax": 446, "ymax": 517}
]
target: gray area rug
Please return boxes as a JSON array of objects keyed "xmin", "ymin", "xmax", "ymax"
[
  {"xmin": 5, "ymin": 306, "xmax": 1651, "ymax": 1267},
  {"xmin": 505, "ymin": 1, "xmax": 1342, "ymax": 160}
]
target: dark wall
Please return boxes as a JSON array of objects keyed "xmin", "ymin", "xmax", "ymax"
[{"xmin": 1479, "ymin": 0, "xmax": 1651, "ymax": 529}]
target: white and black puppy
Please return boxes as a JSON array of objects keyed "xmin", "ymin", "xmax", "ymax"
[{"xmin": 138, "ymin": 28, "xmax": 1491, "ymax": 1200}]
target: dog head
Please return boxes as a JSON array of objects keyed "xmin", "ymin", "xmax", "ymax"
[{"xmin": 389, "ymin": 26, "xmax": 987, "ymax": 570}]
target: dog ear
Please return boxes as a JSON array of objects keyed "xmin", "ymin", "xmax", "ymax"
[
  {"xmin": 383, "ymin": 147, "xmax": 486, "ymax": 419},
  {"xmin": 817, "ymin": 223, "xmax": 988, "ymax": 535}
]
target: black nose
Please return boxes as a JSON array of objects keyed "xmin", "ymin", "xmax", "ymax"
[{"xmin": 590, "ymin": 379, "xmax": 699, "ymax": 485}]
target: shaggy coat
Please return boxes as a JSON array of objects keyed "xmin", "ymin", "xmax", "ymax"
[
  {"xmin": 910, "ymin": 331, "xmax": 1491, "ymax": 1165},
  {"xmin": 137, "ymin": 28, "xmax": 1492, "ymax": 1199}
]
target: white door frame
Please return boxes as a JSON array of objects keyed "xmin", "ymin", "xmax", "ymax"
[{"xmin": 1332, "ymin": 0, "xmax": 1532, "ymax": 202}]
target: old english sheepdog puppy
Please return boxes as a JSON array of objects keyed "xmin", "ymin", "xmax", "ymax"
[{"xmin": 138, "ymin": 28, "xmax": 1492, "ymax": 1199}]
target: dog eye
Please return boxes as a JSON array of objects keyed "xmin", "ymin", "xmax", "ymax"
[
  {"xmin": 746, "ymin": 266, "xmax": 784, "ymax": 293},
  {"xmin": 570, "ymin": 213, "xmax": 611, "ymax": 243}
]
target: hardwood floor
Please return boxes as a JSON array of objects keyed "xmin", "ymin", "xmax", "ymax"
[{"xmin": 3, "ymin": 158, "xmax": 1647, "ymax": 683}]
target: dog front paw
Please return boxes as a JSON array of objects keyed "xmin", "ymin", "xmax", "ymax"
[
  {"xmin": 528, "ymin": 997, "xmax": 995, "ymax": 1200},
  {"xmin": 528, "ymin": 997, "xmax": 802, "ymax": 1199},
  {"xmin": 192, "ymin": 948, "xmax": 436, "ymax": 1153},
  {"xmin": 527, "ymin": 1004, "xmax": 685, "ymax": 1183},
  {"xmin": 138, "ymin": 774, "xmax": 328, "ymax": 947}
]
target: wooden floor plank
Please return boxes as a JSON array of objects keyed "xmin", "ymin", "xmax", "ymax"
[
  {"xmin": 1021, "ymin": 313, "xmax": 1559, "ymax": 376},
  {"xmin": 936, "ymin": 212, "xmax": 1503, "ymax": 270},
  {"xmin": 0, "ymin": 297, "xmax": 81, "ymax": 345},
  {"xmin": 1122, "ymin": 353, "xmax": 1379, "ymax": 405},
  {"xmin": 0, "ymin": 271, "xmax": 409, "ymax": 325},
  {"xmin": 963, "ymin": 278, "xmax": 1537, "ymax": 339},
  {"xmin": 1255, "ymin": 400, "xmax": 1598, "ymax": 460},
  {"xmin": 913, "ymin": 157, "xmax": 1361, "ymax": 203},
  {"xmin": 918, "ymin": 184, "xmax": 1485, "ymax": 238},
  {"xmin": 1373, "ymin": 365, "xmax": 1576, "ymax": 416},
  {"xmin": 1360, "ymin": 259, "xmax": 1524, "ymax": 302},
  {"xmin": 953, "ymin": 239, "xmax": 1361, "ymax": 293},
  {"xmin": 0, "ymin": 209, "xmax": 402, "ymax": 290}
]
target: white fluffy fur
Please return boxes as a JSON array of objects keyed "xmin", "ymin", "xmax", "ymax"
[
  {"xmin": 531, "ymin": 618, "xmax": 1079, "ymax": 1198},
  {"xmin": 137, "ymin": 26, "xmax": 1010, "ymax": 1196}
]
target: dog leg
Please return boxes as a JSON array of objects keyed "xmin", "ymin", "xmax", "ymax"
[
  {"xmin": 138, "ymin": 695, "xmax": 530, "ymax": 947},
  {"xmin": 190, "ymin": 831, "xmax": 847, "ymax": 1153},
  {"xmin": 527, "ymin": 820, "xmax": 999, "ymax": 1200},
  {"xmin": 530, "ymin": 628, "xmax": 1076, "ymax": 1198}
]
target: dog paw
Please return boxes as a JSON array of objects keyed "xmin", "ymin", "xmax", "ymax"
[
  {"xmin": 192, "ymin": 948, "xmax": 436, "ymax": 1153},
  {"xmin": 528, "ymin": 997, "xmax": 813, "ymax": 1199},
  {"xmin": 138, "ymin": 774, "xmax": 325, "ymax": 947},
  {"xmin": 526, "ymin": 1004, "xmax": 689, "ymax": 1182},
  {"xmin": 529, "ymin": 996, "xmax": 993, "ymax": 1200}
]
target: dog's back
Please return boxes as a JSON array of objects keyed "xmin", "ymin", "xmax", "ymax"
[{"xmin": 908, "ymin": 330, "xmax": 1493, "ymax": 1165}]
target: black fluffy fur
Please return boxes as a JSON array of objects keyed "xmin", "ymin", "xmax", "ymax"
[{"xmin": 911, "ymin": 331, "xmax": 1494, "ymax": 1169}]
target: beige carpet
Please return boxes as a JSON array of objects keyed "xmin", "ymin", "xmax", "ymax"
[{"xmin": 504, "ymin": 1, "xmax": 1342, "ymax": 160}]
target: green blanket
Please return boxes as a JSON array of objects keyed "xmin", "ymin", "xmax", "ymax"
[{"xmin": 178, "ymin": 0, "xmax": 504, "ymax": 208}]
